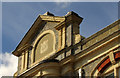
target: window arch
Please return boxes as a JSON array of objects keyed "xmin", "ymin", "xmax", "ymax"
[{"xmin": 92, "ymin": 50, "xmax": 120, "ymax": 77}]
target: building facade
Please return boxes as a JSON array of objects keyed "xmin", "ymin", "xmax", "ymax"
[{"xmin": 12, "ymin": 11, "xmax": 120, "ymax": 78}]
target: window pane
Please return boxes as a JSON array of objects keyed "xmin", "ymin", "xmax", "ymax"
[
  {"xmin": 118, "ymin": 68, "xmax": 120, "ymax": 78},
  {"xmin": 104, "ymin": 72, "xmax": 114, "ymax": 78}
]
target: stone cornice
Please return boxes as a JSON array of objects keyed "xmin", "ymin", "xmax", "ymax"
[
  {"xmin": 55, "ymin": 11, "xmax": 83, "ymax": 30},
  {"xmin": 12, "ymin": 44, "xmax": 31, "ymax": 56},
  {"xmin": 39, "ymin": 15, "xmax": 65, "ymax": 22},
  {"xmin": 12, "ymin": 14, "xmax": 65, "ymax": 57},
  {"xmin": 83, "ymin": 19, "xmax": 120, "ymax": 43}
]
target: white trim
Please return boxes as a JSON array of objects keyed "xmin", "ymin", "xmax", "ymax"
[{"xmin": 78, "ymin": 68, "xmax": 82, "ymax": 78}]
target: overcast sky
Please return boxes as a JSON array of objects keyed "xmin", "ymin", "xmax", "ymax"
[{"xmin": 0, "ymin": 1, "xmax": 120, "ymax": 77}]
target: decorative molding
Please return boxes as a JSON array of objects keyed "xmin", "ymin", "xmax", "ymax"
[
  {"xmin": 92, "ymin": 51, "xmax": 120, "ymax": 77},
  {"xmin": 109, "ymin": 51, "xmax": 116, "ymax": 65},
  {"xmin": 97, "ymin": 57, "xmax": 111, "ymax": 73},
  {"xmin": 31, "ymin": 30, "xmax": 56, "ymax": 65}
]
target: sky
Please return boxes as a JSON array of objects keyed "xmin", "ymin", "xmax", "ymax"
[
  {"xmin": 2, "ymin": 2, "xmax": 119, "ymax": 53},
  {"xmin": 0, "ymin": 1, "xmax": 120, "ymax": 77}
]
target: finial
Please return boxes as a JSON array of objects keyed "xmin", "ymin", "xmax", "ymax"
[
  {"xmin": 65, "ymin": 11, "xmax": 79, "ymax": 17},
  {"xmin": 43, "ymin": 11, "xmax": 54, "ymax": 16}
]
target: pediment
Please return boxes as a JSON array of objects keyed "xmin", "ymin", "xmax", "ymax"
[
  {"xmin": 12, "ymin": 14, "xmax": 65, "ymax": 56},
  {"xmin": 12, "ymin": 11, "xmax": 83, "ymax": 57}
]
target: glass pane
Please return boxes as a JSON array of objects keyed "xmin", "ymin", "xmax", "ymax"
[
  {"xmin": 118, "ymin": 68, "xmax": 120, "ymax": 78},
  {"xmin": 104, "ymin": 72, "xmax": 114, "ymax": 78}
]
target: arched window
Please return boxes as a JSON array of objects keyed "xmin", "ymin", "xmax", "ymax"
[{"xmin": 92, "ymin": 51, "xmax": 120, "ymax": 78}]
